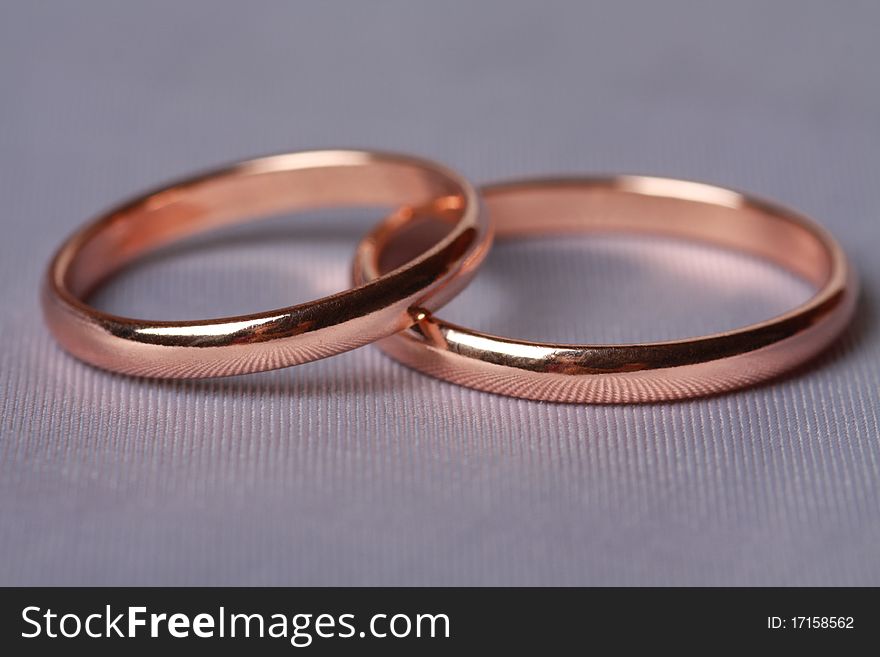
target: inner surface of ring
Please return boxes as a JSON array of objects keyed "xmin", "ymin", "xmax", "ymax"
[
  {"xmin": 377, "ymin": 180, "xmax": 832, "ymax": 291},
  {"xmin": 64, "ymin": 155, "xmax": 465, "ymax": 299}
]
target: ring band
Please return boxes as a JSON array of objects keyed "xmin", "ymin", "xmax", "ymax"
[
  {"xmin": 353, "ymin": 176, "xmax": 857, "ymax": 403},
  {"xmin": 42, "ymin": 150, "xmax": 490, "ymax": 378}
]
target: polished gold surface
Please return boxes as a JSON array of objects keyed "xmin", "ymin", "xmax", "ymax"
[
  {"xmin": 353, "ymin": 177, "xmax": 857, "ymax": 403},
  {"xmin": 42, "ymin": 150, "xmax": 491, "ymax": 378}
]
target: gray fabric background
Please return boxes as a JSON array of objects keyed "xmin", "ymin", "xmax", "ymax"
[{"xmin": 1, "ymin": 0, "xmax": 878, "ymax": 585}]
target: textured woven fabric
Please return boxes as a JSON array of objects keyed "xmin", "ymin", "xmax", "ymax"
[{"xmin": 1, "ymin": 0, "xmax": 878, "ymax": 585}]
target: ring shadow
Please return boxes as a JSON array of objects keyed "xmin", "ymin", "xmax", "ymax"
[
  {"xmin": 440, "ymin": 235, "xmax": 818, "ymax": 343},
  {"xmin": 89, "ymin": 216, "xmax": 380, "ymax": 319}
]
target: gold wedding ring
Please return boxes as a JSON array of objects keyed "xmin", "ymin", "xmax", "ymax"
[
  {"xmin": 353, "ymin": 176, "xmax": 857, "ymax": 403},
  {"xmin": 42, "ymin": 150, "xmax": 490, "ymax": 378}
]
